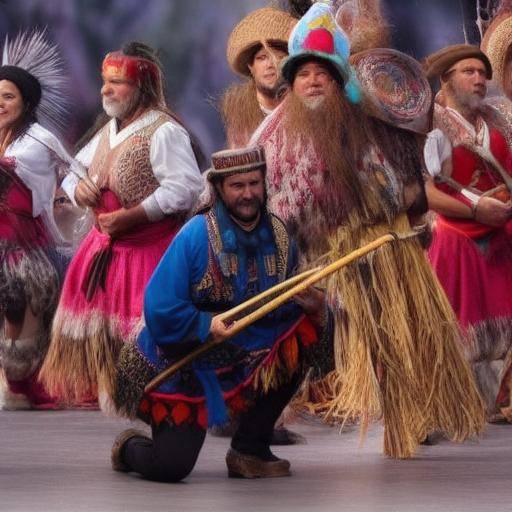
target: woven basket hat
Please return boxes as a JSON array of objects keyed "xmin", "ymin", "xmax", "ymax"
[
  {"xmin": 481, "ymin": 11, "xmax": 512, "ymax": 87},
  {"xmin": 227, "ymin": 7, "xmax": 297, "ymax": 77},
  {"xmin": 424, "ymin": 44, "xmax": 492, "ymax": 80},
  {"xmin": 351, "ymin": 48, "xmax": 432, "ymax": 134}
]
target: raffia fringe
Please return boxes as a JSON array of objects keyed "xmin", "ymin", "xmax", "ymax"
[
  {"xmin": 252, "ymin": 335, "xmax": 299, "ymax": 395},
  {"xmin": 322, "ymin": 214, "xmax": 485, "ymax": 459},
  {"xmin": 289, "ymin": 371, "xmax": 341, "ymax": 419},
  {"xmin": 39, "ymin": 309, "xmax": 126, "ymax": 404}
]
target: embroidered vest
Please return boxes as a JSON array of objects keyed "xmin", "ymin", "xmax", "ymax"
[
  {"xmin": 88, "ymin": 113, "xmax": 170, "ymax": 208},
  {"xmin": 192, "ymin": 209, "xmax": 290, "ymax": 311},
  {"xmin": 433, "ymin": 105, "xmax": 511, "ymax": 194}
]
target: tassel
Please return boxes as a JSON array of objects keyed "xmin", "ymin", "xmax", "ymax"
[{"xmin": 81, "ymin": 239, "xmax": 113, "ymax": 301}]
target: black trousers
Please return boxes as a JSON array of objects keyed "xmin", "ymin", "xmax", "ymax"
[{"xmin": 122, "ymin": 375, "xmax": 300, "ymax": 482}]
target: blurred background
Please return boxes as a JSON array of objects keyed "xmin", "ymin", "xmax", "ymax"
[{"xmin": 0, "ymin": 0, "xmax": 479, "ymax": 160}]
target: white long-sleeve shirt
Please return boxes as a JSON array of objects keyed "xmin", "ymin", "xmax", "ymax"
[
  {"xmin": 62, "ymin": 110, "xmax": 204, "ymax": 221},
  {"xmin": 4, "ymin": 122, "xmax": 76, "ymax": 243}
]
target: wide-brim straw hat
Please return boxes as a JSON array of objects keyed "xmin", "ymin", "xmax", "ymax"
[
  {"xmin": 227, "ymin": 7, "xmax": 297, "ymax": 77},
  {"xmin": 351, "ymin": 48, "xmax": 433, "ymax": 134},
  {"xmin": 424, "ymin": 44, "xmax": 492, "ymax": 80},
  {"xmin": 206, "ymin": 146, "xmax": 266, "ymax": 182},
  {"xmin": 481, "ymin": 11, "xmax": 512, "ymax": 87}
]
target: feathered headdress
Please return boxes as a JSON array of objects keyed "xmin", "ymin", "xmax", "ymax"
[{"xmin": 1, "ymin": 29, "xmax": 68, "ymax": 133}]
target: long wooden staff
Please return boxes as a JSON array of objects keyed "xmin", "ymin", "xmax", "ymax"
[
  {"xmin": 217, "ymin": 265, "xmax": 322, "ymax": 323},
  {"xmin": 144, "ymin": 230, "xmax": 417, "ymax": 393}
]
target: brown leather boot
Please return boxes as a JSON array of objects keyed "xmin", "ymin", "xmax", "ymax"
[
  {"xmin": 111, "ymin": 428, "xmax": 149, "ymax": 472},
  {"xmin": 225, "ymin": 448, "xmax": 291, "ymax": 478}
]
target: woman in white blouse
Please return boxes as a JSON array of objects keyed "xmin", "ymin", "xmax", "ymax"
[{"xmin": 0, "ymin": 31, "xmax": 75, "ymax": 410}]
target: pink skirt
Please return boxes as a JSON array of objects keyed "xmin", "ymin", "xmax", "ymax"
[
  {"xmin": 41, "ymin": 192, "xmax": 182, "ymax": 404},
  {"xmin": 58, "ymin": 220, "xmax": 178, "ymax": 337}
]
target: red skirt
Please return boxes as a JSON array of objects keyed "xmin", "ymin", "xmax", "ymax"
[{"xmin": 428, "ymin": 217, "xmax": 512, "ymax": 331}]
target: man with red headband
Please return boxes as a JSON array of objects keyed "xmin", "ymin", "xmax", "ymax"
[{"xmin": 40, "ymin": 42, "xmax": 204, "ymax": 409}]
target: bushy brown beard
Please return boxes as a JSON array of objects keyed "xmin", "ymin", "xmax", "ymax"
[
  {"xmin": 282, "ymin": 85, "xmax": 424, "ymax": 226},
  {"xmin": 220, "ymin": 80, "xmax": 265, "ymax": 148},
  {"xmin": 283, "ymin": 85, "xmax": 372, "ymax": 221}
]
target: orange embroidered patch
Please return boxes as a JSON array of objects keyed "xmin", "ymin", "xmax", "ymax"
[
  {"xmin": 139, "ymin": 398, "xmax": 151, "ymax": 414},
  {"xmin": 171, "ymin": 402, "xmax": 191, "ymax": 426},
  {"xmin": 229, "ymin": 394, "xmax": 248, "ymax": 413},
  {"xmin": 197, "ymin": 406, "xmax": 208, "ymax": 429},
  {"xmin": 151, "ymin": 402, "xmax": 168, "ymax": 426},
  {"xmin": 297, "ymin": 318, "xmax": 318, "ymax": 347},
  {"xmin": 281, "ymin": 335, "xmax": 299, "ymax": 373}
]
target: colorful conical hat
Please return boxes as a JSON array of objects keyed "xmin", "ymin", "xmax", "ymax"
[{"xmin": 281, "ymin": 1, "xmax": 361, "ymax": 103}]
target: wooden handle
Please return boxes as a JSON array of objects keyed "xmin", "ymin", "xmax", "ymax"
[
  {"xmin": 144, "ymin": 232, "xmax": 398, "ymax": 393},
  {"xmin": 217, "ymin": 265, "xmax": 322, "ymax": 323}
]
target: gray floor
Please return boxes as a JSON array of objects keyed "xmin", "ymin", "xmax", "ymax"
[{"xmin": 0, "ymin": 410, "xmax": 511, "ymax": 512}]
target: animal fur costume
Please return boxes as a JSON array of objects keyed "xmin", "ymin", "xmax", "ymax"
[
  {"xmin": 251, "ymin": 2, "xmax": 484, "ymax": 459},
  {"xmin": 0, "ymin": 30, "xmax": 74, "ymax": 409}
]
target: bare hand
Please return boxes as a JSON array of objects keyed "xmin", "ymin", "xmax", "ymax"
[
  {"xmin": 209, "ymin": 315, "xmax": 235, "ymax": 343},
  {"xmin": 97, "ymin": 205, "xmax": 148, "ymax": 237},
  {"xmin": 75, "ymin": 179, "xmax": 100, "ymax": 208},
  {"xmin": 475, "ymin": 197, "xmax": 512, "ymax": 227},
  {"xmin": 294, "ymin": 287, "xmax": 325, "ymax": 317}
]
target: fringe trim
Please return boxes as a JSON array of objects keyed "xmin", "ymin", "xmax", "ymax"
[
  {"xmin": 322, "ymin": 214, "xmax": 485, "ymax": 459},
  {"xmin": 0, "ymin": 242, "xmax": 60, "ymax": 318},
  {"xmin": 39, "ymin": 309, "xmax": 128, "ymax": 404},
  {"xmin": 463, "ymin": 317, "xmax": 512, "ymax": 417},
  {"xmin": 252, "ymin": 334, "xmax": 299, "ymax": 394},
  {"xmin": 288, "ymin": 370, "xmax": 340, "ymax": 420},
  {"xmin": 0, "ymin": 330, "xmax": 49, "ymax": 381},
  {"xmin": 465, "ymin": 317, "xmax": 512, "ymax": 362},
  {"xmin": 113, "ymin": 342, "xmax": 158, "ymax": 419}
]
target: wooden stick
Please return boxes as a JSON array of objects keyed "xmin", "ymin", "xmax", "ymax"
[
  {"xmin": 144, "ymin": 231, "xmax": 410, "ymax": 393},
  {"xmin": 217, "ymin": 265, "xmax": 322, "ymax": 323}
]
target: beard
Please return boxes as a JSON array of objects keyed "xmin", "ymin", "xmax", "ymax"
[
  {"xmin": 220, "ymin": 81, "xmax": 266, "ymax": 148},
  {"xmin": 102, "ymin": 89, "xmax": 141, "ymax": 120},
  {"xmin": 226, "ymin": 196, "xmax": 264, "ymax": 223},
  {"xmin": 282, "ymin": 85, "xmax": 390, "ymax": 224},
  {"xmin": 447, "ymin": 81, "xmax": 485, "ymax": 112},
  {"xmin": 254, "ymin": 76, "xmax": 285, "ymax": 101}
]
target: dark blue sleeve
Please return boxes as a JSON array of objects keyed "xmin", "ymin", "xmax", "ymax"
[{"xmin": 142, "ymin": 215, "xmax": 212, "ymax": 347}]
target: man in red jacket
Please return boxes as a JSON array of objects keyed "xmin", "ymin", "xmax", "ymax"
[{"xmin": 424, "ymin": 44, "xmax": 512, "ymax": 422}]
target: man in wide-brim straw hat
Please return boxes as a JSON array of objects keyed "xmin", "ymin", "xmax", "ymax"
[
  {"xmin": 481, "ymin": 1, "xmax": 512, "ymax": 99},
  {"xmin": 252, "ymin": 1, "xmax": 484, "ymax": 459},
  {"xmin": 423, "ymin": 42, "xmax": 512, "ymax": 422},
  {"xmin": 220, "ymin": 6, "xmax": 297, "ymax": 148},
  {"xmin": 480, "ymin": 1, "xmax": 512, "ymax": 144},
  {"xmin": 110, "ymin": 145, "xmax": 326, "ymax": 481}
]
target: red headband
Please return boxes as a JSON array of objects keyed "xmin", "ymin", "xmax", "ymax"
[{"xmin": 102, "ymin": 51, "xmax": 159, "ymax": 85}]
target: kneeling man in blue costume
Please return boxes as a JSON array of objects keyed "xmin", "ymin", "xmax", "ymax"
[{"xmin": 111, "ymin": 146, "xmax": 326, "ymax": 482}]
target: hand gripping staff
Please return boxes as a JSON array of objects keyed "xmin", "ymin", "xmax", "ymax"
[{"xmin": 144, "ymin": 228, "xmax": 422, "ymax": 393}]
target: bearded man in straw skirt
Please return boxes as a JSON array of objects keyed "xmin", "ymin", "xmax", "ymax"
[
  {"xmin": 110, "ymin": 146, "xmax": 326, "ymax": 481},
  {"xmin": 220, "ymin": 7, "xmax": 296, "ymax": 148},
  {"xmin": 423, "ymin": 44, "xmax": 512, "ymax": 422},
  {"xmin": 40, "ymin": 42, "xmax": 204, "ymax": 409},
  {"xmin": 251, "ymin": 2, "xmax": 484, "ymax": 459}
]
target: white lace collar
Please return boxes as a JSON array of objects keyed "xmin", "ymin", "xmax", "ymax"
[{"xmin": 108, "ymin": 109, "xmax": 162, "ymax": 148}]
